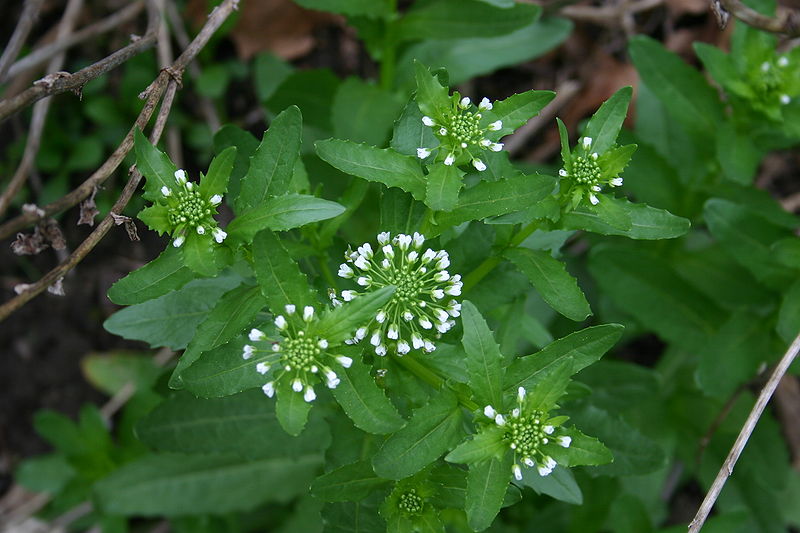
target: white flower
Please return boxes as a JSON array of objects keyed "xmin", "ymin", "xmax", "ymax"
[
  {"xmin": 592, "ymin": 185, "xmax": 602, "ymax": 192},
  {"xmin": 558, "ymin": 169, "xmax": 568, "ymax": 177},
  {"xmin": 354, "ymin": 255, "xmax": 370, "ymax": 270},
  {"xmin": 512, "ymin": 408, "xmax": 520, "ymax": 418},
  {"xmin": 435, "ymin": 309, "xmax": 449, "ymax": 322},
  {"xmin": 174, "ymin": 169, "xmax": 187, "ymax": 184},
  {"xmin": 212, "ymin": 228, "xmax": 227, "ymax": 243},
  {"xmin": 537, "ymin": 463, "xmax": 553, "ymax": 476},
  {"xmin": 589, "ymin": 194, "xmax": 599, "ymax": 205},
  {"xmin": 444, "ymin": 153, "xmax": 455, "ymax": 166},
  {"xmin": 249, "ymin": 328, "xmax": 266, "ymax": 342},
  {"xmin": 341, "ymin": 290, "xmax": 356, "ymax": 302},
  {"xmin": 432, "ymin": 289, "xmax": 445, "ymax": 300},
  {"xmin": 484, "ymin": 405, "xmax": 497, "ymax": 419},
  {"xmin": 439, "ymin": 127, "xmax": 448, "ymax": 136},
  {"xmin": 357, "ymin": 243, "xmax": 373, "ymax": 258},
  {"xmin": 543, "ymin": 425, "xmax": 554, "ymax": 435},
  {"xmin": 523, "ymin": 457, "xmax": 535, "ymax": 467},
  {"xmin": 780, "ymin": 94, "xmax": 791, "ymax": 105},
  {"xmin": 490, "ymin": 143, "xmax": 503, "ymax": 152},
  {"xmin": 272, "ymin": 343, "xmax": 281, "ymax": 352},
  {"xmin": 488, "ymin": 120, "xmax": 502, "ymax": 131},
  {"xmin": 478, "ymin": 97, "xmax": 493, "ymax": 111},
  {"xmin": 338, "ymin": 264, "xmax": 354, "ymax": 278},
  {"xmin": 417, "ymin": 147, "xmax": 431, "ymax": 159},
  {"xmin": 421, "ymin": 249, "xmax": 436, "ymax": 263},
  {"xmin": 172, "ymin": 235, "xmax": 185, "ymax": 247},
  {"xmin": 355, "ymin": 327, "xmax": 367, "ymax": 340},
  {"xmin": 407, "ymin": 251, "xmax": 418, "ymax": 262},
  {"xmin": 370, "ymin": 331, "xmax": 382, "ymax": 346},
  {"xmin": 403, "ymin": 311, "xmax": 414, "ymax": 321},
  {"xmin": 242, "ymin": 345, "xmax": 255, "ymax": 359},
  {"xmin": 422, "ymin": 116, "xmax": 435, "ymax": 127},
  {"xmin": 419, "ymin": 318, "xmax": 433, "ymax": 329},
  {"xmin": 387, "ymin": 324, "xmax": 399, "ymax": 340},
  {"xmin": 196, "ymin": 225, "xmax": 205, "ymax": 235},
  {"xmin": 435, "ymin": 321, "xmax": 451, "ymax": 333},
  {"xmin": 357, "ymin": 276, "xmax": 370, "ymax": 286},
  {"xmin": 377, "ymin": 232, "xmax": 391, "ymax": 245},
  {"xmin": 375, "ymin": 344, "xmax": 387, "ymax": 356},
  {"xmin": 761, "ymin": 61, "xmax": 771, "ymax": 72},
  {"xmin": 382, "ymin": 244, "xmax": 395, "ymax": 259},
  {"xmin": 304, "ymin": 386, "xmax": 316, "ymax": 402},
  {"xmin": 185, "ymin": 181, "xmax": 194, "ymax": 191},
  {"xmin": 473, "ymin": 159, "xmax": 486, "ymax": 172},
  {"xmin": 161, "ymin": 186, "xmax": 171, "ymax": 197},
  {"xmin": 396, "ymin": 234, "xmax": 412, "ymax": 250},
  {"xmin": 318, "ymin": 339, "xmax": 329, "ymax": 349},
  {"xmin": 423, "ymin": 341, "xmax": 436, "ymax": 352},
  {"xmin": 292, "ymin": 379, "xmax": 304, "ymax": 392},
  {"xmin": 558, "ymin": 436, "xmax": 572, "ymax": 448},
  {"xmin": 209, "ymin": 194, "xmax": 223, "ymax": 205},
  {"xmin": 581, "ymin": 137, "xmax": 592, "ymax": 150},
  {"xmin": 376, "ymin": 310, "xmax": 387, "ymax": 323},
  {"xmin": 591, "ymin": 152, "xmax": 599, "ymax": 161},
  {"xmin": 262, "ymin": 381, "xmax": 275, "ymax": 397},
  {"xmin": 512, "ymin": 464, "xmax": 523, "ymax": 481},
  {"xmin": 610, "ymin": 177, "xmax": 623, "ymax": 187},
  {"xmin": 778, "ymin": 56, "xmax": 789, "ymax": 67},
  {"xmin": 256, "ymin": 362, "xmax": 270, "ymax": 374},
  {"xmin": 397, "ymin": 341, "xmax": 411, "ymax": 355},
  {"xmin": 336, "ymin": 355, "xmax": 353, "ymax": 368},
  {"xmin": 495, "ymin": 414, "xmax": 506, "ymax": 426},
  {"xmin": 460, "ymin": 96, "xmax": 471, "ymax": 108},
  {"xmin": 274, "ymin": 315, "xmax": 287, "ymax": 329},
  {"xmin": 412, "ymin": 334, "xmax": 424, "ymax": 349},
  {"xmin": 517, "ymin": 387, "xmax": 526, "ymax": 402},
  {"xmin": 412, "ymin": 232, "xmax": 424, "ymax": 248},
  {"xmin": 303, "ymin": 306, "xmax": 314, "ymax": 321}
]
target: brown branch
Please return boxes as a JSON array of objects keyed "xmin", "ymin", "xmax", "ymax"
[
  {"xmin": 715, "ymin": 0, "xmax": 800, "ymax": 35},
  {"xmin": 0, "ymin": 5, "xmax": 160, "ymax": 124},
  {"xmin": 0, "ymin": 0, "xmax": 241, "ymax": 322},
  {"xmin": 2, "ymin": 1, "xmax": 146, "ymax": 83},
  {"xmin": 688, "ymin": 330, "xmax": 800, "ymax": 532},
  {"xmin": 0, "ymin": 0, "xmax": 46, "ymax": 81},
  {"xmin": 0, "ymin": 0, "xmax": 85, "ymax": 219},
  {"xmin": 560, "ymin": 0, "xmax": 663, "ymax": 26}
]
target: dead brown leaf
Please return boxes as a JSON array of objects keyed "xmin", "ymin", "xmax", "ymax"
[{"xmin": 78, "ymin": 187, "xmax": 99, "ymax": 226}]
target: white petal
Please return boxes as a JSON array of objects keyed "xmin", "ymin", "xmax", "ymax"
[
  {"xmin": 303, "ymin": 306, "xmax": 314, "ymax": 321},
  {"xmin": 377, "ymin": 231, "xmax": 391, "ymax": 245},
  {"xmin": 357, "ymin": 276, "xmax": 370, "ymax": 286},
  {"xmin": 423, "ymin": 341, "xmax": 436, "ymax": 353},
  {"xmin": 412, "ymin": 334, "xmax": 424, "ymax": 349},
  {"xmin": 495, "ymin": 414, "xmax": 506, "ymax": 426},
  {"xmin": 460, "ymin": 96, "xmax": 471, "ymax": 108},
  {"xmin": 778, "ymin": 56, "xmax": 789, "ymax": 67},
  {"xmin": 375, "ymin": 344, "xmax": 387, "ymax": 356},
  {"xmin": 318, "ymin": 339, "xmax": 329, "ymax": 349},
  {"xmin": 512, "ymin": 464, "xmax": 522, "ymax": 481},
  {"xmin": 337, "ymin": 355, "xmax": 353, "ymax": 368},
  {"xmin": 544, "ymin": 425, "xmax": 554, "ymax": 434},
  {"xmin": 397, "ymin": 341, "xmax": 410, "ymax": 355},
  {"xmin": 173, "ymin": 236, "xmax": 185, "ymax": 247},
  {"xmin": 517, "ymin": 387, "xmax": 526, "ymax": 402},
  {"xmin": 478, "ymin": 97, "xmax": 493, "ymax": 111},
  {"xmin": 780, "ymin": 94, "xmax": 791, "ymax": 105},
  {"xmin": 209, "ymin": 194, "xmax": 223, "ymax": 205},
  {"xmin": 589, "ymin": 193, "xmax": 600, "ymax": 205},
  {"xmin": 292, "ymin": 379, "xmax": 304, "ymax": 392},
  {"xmin": 249, "ymin": 328, "xmax": 266, "ymax": 342},
  {"xmin": 370, "ymin": 331, "xmax": 382, "ymax": 346},
  {"xmin": 416, "ymin": 147, "xmax": 431, "ymax": 159},
  {"xmin": 558, "ymin": 436, "xmax": 572, "ymax": 448},
  {"xmin": 488, "ymin": 120, "xmax": 502, "ymax": 131},
  {"xmin": 558, "ymin": 169, "xmax": 568, "ymax": 177},
  {"xmin": 484, "ymin": 405, "xmax": 496, "ymax": 418},
  {"xmin": 472, "ymin": 159, "xmax": 486, "ymax": 172},
  {"xmin": 161, "ymin": 186, "xmax": 171, "ymax": 196},
  {"xmin": 304, "ymin": 386, "xmax": 316, "ymax": 402},
  {"xmin": 610, "ymin": 177, "xmax": 623, "ymax": 187},
  {"xmin": 387, "ymin": 325, "xmax": 399, "ymax": 340},
  {"xmin": 196, "ymin": 225, "xmax": 205, "ymax": 235},
  {"xmin": 242, "ymin": 345, "xmax": 255, "ymax": 359},
  {"xmin": 274, "ymin": 315, "xmax": 287, "ymax": 329},
  {"xmin": 174, "ymin": 169, "xmax": 187, "ymax": 184},
  {"xmin": 212, "ymin": 228, "xmax": 227, "ymax": 243},
  {"xmin": 444, "ymin": 154, "xmax": 455, "ymax": 166},
  {"xmin": 285, "ymin": 304, "xmax": 296, "ymax": 315},
  {"xmin": 419, "ymin": 318, "xmax": 433, "ymax": 329},
  {"xmin": 341, "ymin": 290, "xmax": 356, "ymax": 302},
  {"xmin": 422, "ymin": 116, "xmax": 435, "ymax": 127},
  {"xmin": 256, "ymin": 362, "xmax": 270, "ymax": 374},
  {"xmin": 262, "ymin": 382, "xmax": 275, "ymax": 397},
  {"xmin": 490, "ymin": 143, "xmax": 503, "ymax": 152},
  {"xmin": 581, "ymin": 137, "xmax": 592, "ymax": 150}
]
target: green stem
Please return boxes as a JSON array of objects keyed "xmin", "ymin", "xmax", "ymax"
[
  {"xmin": 462, "ymin": 220, "xmax": 540, "ymax": 293},
  {"xmin": 395, "ymin": 354, "xmax": 480, "ymax": 412},
  {"xmin": 379, "ymin": 12, "xmax": 399, "ymax": 91}
]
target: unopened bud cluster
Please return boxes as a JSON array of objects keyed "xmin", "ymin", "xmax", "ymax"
[
  {"xmin": 333, "ymin": 232, "xmax": 462, "ymax": 356},
  {"xmin": 243, "ymin": 304, "xmax": 353, "ymax": 403},
  {"xmin": 559, "ymin": 137, "xmax": 623, "ymax": 206},
  {"xmin": 160, "ymin": 169, "xmax": 226, "ymax": 247},
  {"xmin": 755, "ymin": 55, "xmax": 796, "ymax": 108},
  {"xmin": 417, "ymin": 95, "xmax": 503, "ymax": 172},
  {"xmin": 483, "ymin": 387, "xmax": 571, "ymax": 480}
]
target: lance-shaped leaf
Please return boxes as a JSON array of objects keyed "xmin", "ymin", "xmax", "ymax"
[
  {"xmin": 331, "ymin": 357, "xmax": 405, "ymax": 435},
  {"xmin": 465, "ymin": 453, "xmax": 513, "ymax": 531},
  {"xmin": 413, "ymin": 61, "xmax": 451, "ymax": 118},
  {"xmin": 311, "ymin": 460, "xmax": 391, "ymax": 502},
  {"xmin": 491, "ymin": 90, "xmax": 555, "ymax": 135},
  {"xmin": 561, "ymin": 197, "xmax": 690, "ymax": 240},
  {"xmin": 548, "ymin": 427, "xmax": 613, "ymax": 468},
  {"xmin": 181, "ymin": 338, "xmax": 274, "ymax": 398},
  {"xmin": 391, "ymin": 98, "xmax": 439, "ymax": 157},
  {"xmin": 134, "ymin": 128, "xmax": 177, "ymax": 202},
  {"xmin": 226, "ymin": 194, "xmax": 345, "ymax": 243},
  {"xmin": 461, "ymin": 301, "xmax": 504, "ymax": 409},
  {"xmin": 237, "ymin": 106, "xmax": 302, "ymax": 212},
  {"xmin": 276, "ymin": 378, "xmax": 314, "ymax": 436},
  {"xmin": 425, "ymin": 164, "xmax": 463, "ymax": 212},
  {"xmin": 582, "ymin": 86, "xmax": 632, "ymax": 155},
  {"xmin": 107, "ymin": 247, "xmax": 193, "ymax": 305},
  {"xmin": 316, "ymin": 286, "xmax": 395, "ymax": 344},
  {"xmin": 180, "ymin": 231, "xmax": 218, "ymax": 276},
  {"xmin": 445, "ymin": 427, "xmax": 506, "ymax": 465},
  {"xmin": 315, "ymin": 139, "xmax": 427, "ymax": 200},
  {"xmin": 504, "ymin": 324, "xmax": 623, "ymax": 392},
  {"xmin": 199, "ymin": 146, "xmax": 236, "ymax": 199},
  {"xmin": 372, "ymin": 389, "xmax": 464, "ymax": 480},
  {"xmin": 522, "ymin": 359, "xmax": 571, "ymax": 411},
  {"xmin": 519, "ymin": 465, "xmax": 582, "ymax": 505},
  {"xmin": 252, "ymin": 230, "xmax": 315, "ymax": 311}
]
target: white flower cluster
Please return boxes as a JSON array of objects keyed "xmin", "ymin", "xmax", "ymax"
[
  {"xmin": 417, "ymin": 96, "xmax": 503, "ymax": 172},
  {"xmin": 333, "ymin": 232, "xmax": 462, "ymax": 356},
  {"xmin": 242, "ymin": 304, "xmax": 353, "ymax": 403},
  {"xmin": 163, "ymin": 169, "xmax": 226, "ymax": 247},
  {"xmin": 558, "ymin": 136, "xmax": 623, "ymax": 206},
  {"xmin": 484, "ymin": 387, "xmax": 571, "ymax": 480}
]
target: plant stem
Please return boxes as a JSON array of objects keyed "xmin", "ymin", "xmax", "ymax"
[
  {"xmin": 462, "ymin": 220, "xmax": 540, "ymax": 293},
  {"xmin": 394, "ymin": 354, "xmax": 480, "ymax": 412},
  {"xmin": 379, "ymin": 3, "xmax": 399, "ymax": 91}
]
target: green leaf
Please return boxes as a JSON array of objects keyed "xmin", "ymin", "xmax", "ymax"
[
  {"xmin": 491, "ymin": 90, "xmax": 555, "ymax": 135},
  {"xmin": 276, "ymin": 379, "xmax": 314, "ymax": 436},
  {"xmin": 332, "ymin": 78, "xmax": 403, "ymax": 145},
  {"xmin": 413, "ymin": 61, "xmax": 451, "ymax": 118},
  {"xmin": 16, "ymin": 454, "xmax": 75, "ymax": 494},
  {"xmin": 434, "ymin": 173, "xmax": 556, "ymax": 233},
  {"xmin": 557, "ymin": 118, "xmax": 572, "ymax": 172},
  {"xmin": 316, "ymin": 286, "xmax": 396, "ymax": 344},
  {"xmin": 589, "ymin": 248, "xmax": 725, "ymax": 352},
  {"xmin": 315, "ymin": 139, "xmax": 427, "ymax": 200},
  {"xmin": 628, "ymin": 36, "xmax": 723, "ymax": 136},
  {"xmin": 103, "ymin": 276, "xmax": 241, "ymax": 350},
  {"xmin": 550, "ymin": 428, "xmax": 614, "ymax": 468},
  {"xmin": 293, "ymin": 0, "xmax": 393, "ymax": 17},
  {"xmin": 137, "ymin": 205, "xmax": 172, "ymax": 235},
  {"xmin": 266, "ymin": 70, "xmax": 339, "ymax": 132},
  {"xmin": 777, "ymin": 279, "xmax": 800, "ymax": 344},
  {"xmin": 253, "ymin": 53, "xmax": 293, "ymax": 102},
  {"xmin": 519, "ymin": 465, "xmax": 582, "ymax": 505},
  {"xmin": 561, "ymin": 197, "xmax": 690, "ymax": 240},
  {"xmin": 107, "ymin": 247, "xmax": 193, "ymax": 305},
  {"xmin": 524, "ymin": 359, "xmax": 572, "ymax": 410},
  {"xmin": 136, "ymin": 390, "xmax": 330, "ymax": 459},
  {"xmin": 237, "ymin": 106, "xmax": 303, "ymax": 212},
  {"xmin": 322, "ymin": 495, "xmax": 384, "ymax": 533},
  {"xmin": 397, "ymin": 0, "xmax": 540, "ymax": 42},
  {"xmin": 213, "ymin": 125, "xmax": 259, "ymax": 203},
  {"xmin": 465, "ymin": 453, "xmax": 513, "ymax": 531},
  {"xmin": 582, "ymin": 87, "xmax": 632, "ymax": 155},
  {"xmin": 425, "ymin": 164, "xmax": 463, "ymax": 211},
  {"xmin": 82, "ymin": 351, "xmax": 162, "ymax": 396},
  {"xmin": 588, "ymin": 194, "xmax": 633, "ymax": 231},
  {"xmin": 180, "ymin": 233, "xmax": 218, "ymax": 276},
  {"xmin": 94, "ymin": 452, "xmax": 322, "ymax": 516},
  {"xmin": 597, "ymin": 144, "xmax": 637, "ymax": 182},
  {"xmin": 380, "ymin": 188, "xmax": 427, "ymax": 235},
  {"xmin": 716, "ymin": 122, "xmax": 761, "ymax": 185},
  {"xmin": 445, "ymin": 427, "xmax": 506, "ymax": 464},
  {"xmin": 461, "ymin": 301, "xmax": 505, "ymax": 409},
  {"xmin": 134, "ymin": 128, "xmax": 177, "ymax": 202},
  {"xmin": 391, "ymin": 99, "xmax": 439, "ymax": 157},
  {"xmin": 252, "ymin": 230, "xmax": 315, "ymax": 311},
  {"xmin": 504, "ymin": 324, "xmax": 623, "ymax": 392},
  {"xmin": 181, "ymin": 339, "xmax": 267, "ymax": 398},
  {"xmin": 331, "ymin": 357, "xmax": 405, "ymax": 435},
  {"xmin": 199, "ymin": 146, "xmax": 236, "ymax": 199},
  {"xmin": 311, "ymin": 461, "xmax": 391, "ymax": 502},
  {"xmin": 227, "ymin": 194, "xmax": 346, "ymax": 243},
  {"xmin": 372, "ymin": 389, "xmax": 464, "ymax": 480},
  {"xmin": 503, "ymin": 248, "xmax": 591, "ymax": 321},
  {"xmin": 398, "ymin": 18, "xmax": 572, "ymax": 86}
]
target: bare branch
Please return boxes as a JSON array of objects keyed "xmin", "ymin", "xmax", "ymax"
[
  {"xmin": 0, "ymin": 0, "xmax": 241, "ymax": 322},
  {"xmin": 688, "ymin": 331, "xmax": 800, "ymax": 532},
  {"xmin": 0, "ymin": 0, "xmax": 46, "ymax": 81},
  {"xmin": 3, "ymin": 1, "xmax": 146, "ymax": 82},
  {"xmin": 716, "ymin": 0, "xmax": 800, "ymax": 36}
]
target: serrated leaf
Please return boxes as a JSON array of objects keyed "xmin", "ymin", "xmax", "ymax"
[
  {"xmin": 582, "ymin": 87, "xmax": 632, "ymax": 155},
  {"xmin": 316, "ymin": 286, "xmax": 395, "ymax": 344},
  {"xmin": 380, "ymin": 188, "xmax": 427, "ymax": 235},
  {"xmin": 561, "ymin": 197, "xmax": 690, "ymax": 240},
  {"xmin": 311, "ymin": 461, "xmax": 391, "ymax": 502},
  {"xmin": 413, "ymin": 61, "xmax": 454, "ymax": 119},
  {"xmin": 181, "ymin": 338, "xmax": 267, "ymax": 398},
  {"xmin": 107, "ymin": 247, "xmax": 193, "ymax": 305},
  {"xmin": 597, "ymin": 144, "xmax": 637, "ymax": 181},
  {"xmin": 549, "ymin": 428, "xmax": 613, "ymax": 468},
  {"xmin": 519, "ymin": 465, "xmax": 582, "ymax": 505},
  {"xmin": 372, "ymin": 389, "xmax": 464, "ymax": 480},
  {"xmin": 504, "ymin": 324, "xmax": 623, "ymax": 392},
  {"xmin": 461, "ymin": 301, "xmax": 504, "ymax": 408},
  {"xmin": 524, "ymin": 359, "xmax": 571, "ymax": 410},
  {"xmin": 134, "ymin": 128, "xmax": 177, "ymax": 202},
  {"xmin": 491, "ymin": 90, "xmax": 555, "ymax": 134},
  {"xmin": 391, "ymin": 99, "xmax": 439, "ymax": 156},
  {"xmin": 180, "ymin": 233, "xmax": 219, "ymax": 277},
  {"xmin": 331, "ymin": 358, "xmax": 405, "ymax": 434},
  {"xmin": 425, "ymin": 164, "xmax": 463, "ymax": 212},
  {"xmin": 199, "ymin": 146, "xmax": 236, "ymax": 198},
  {"xmin": 465, "ymin": 453, "xmax": 513, "ymax": 531},
  {"xmin": 276, "ymin": 379, "xmax": 313, "ymax": 436},
  {"xmin": 137, "ymin": 204, "xmax": 171, "ymax": 235},
  {"xmin": 252, "ymin": 230, "xmax": 315, "ymax": 311},
  {"xmin": 445, "ymin": 427, "xmax": 506, "ymax": 464},
  {"xmin": 316, "ymin": 139, "xmax": 427, "ymax": 200},
  {"xmin": 503, "ymin": 248, "xmax": 591, "ymax": 321},
  {"xmin": 227, "ymin": 194, "xmax": 345, "ymax": 243}
]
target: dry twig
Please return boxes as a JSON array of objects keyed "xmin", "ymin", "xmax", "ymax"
[
  {"xmin": 714, "ymin": 0, "xmax": 800, "ymax": 36},
  {"xmin": 0, "ymin": 0, "xmax": 46, "ymax": 81},
  {"xmin": 688, "ymin": 331, "xmax": 800, "ymax": 532}
]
